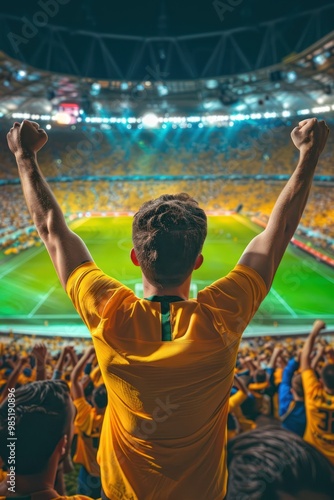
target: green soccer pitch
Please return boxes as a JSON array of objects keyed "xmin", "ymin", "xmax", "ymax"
[{"xmin": 1, "ymin": 214, "xmax": 334, "ymax": 337}]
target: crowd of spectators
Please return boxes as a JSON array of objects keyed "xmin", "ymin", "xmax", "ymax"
[
  {"xmin": 0, "ymin": 120, "xmax": 333, "ymax": 179},
  {"xmin": 0, "ymin": 119, "xmax": 333, "ymax": 256},
  {"xmin": 1, "ymin": 179, "xmax": 333, "ymax": 256},
  {"xmin": 0, "ymin": 320, "xmax": 333, "ymax": 498}
]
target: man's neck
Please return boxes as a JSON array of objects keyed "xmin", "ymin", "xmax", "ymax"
[{"xmin": 142, "ymin": 275, "xmax": 191, "ymax": 300}]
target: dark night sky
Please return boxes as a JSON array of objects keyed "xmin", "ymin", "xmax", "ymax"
[{"xmin": 1, "ymin": 0, "xmax": 334, "ymax": 36}]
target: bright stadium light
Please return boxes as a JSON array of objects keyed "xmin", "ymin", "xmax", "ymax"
[
  {"xmin": 90, "ymin": 82, "xmax": 101, "ymax": 96},
  {"xmin": 54, "ymin": 112, "xmax": 72, "ymax": 125},
  {"xmin": 206, "ymin": 79, "xmax": 219, "ymax": 89},
  {"xmin": 314, "ymin": 54, "xmax": 326, "ymax": 66},
  {"xmin": 157, "ymin": 84, "xmax": 169, "ymax": 96},
  {"xmin": 142, "ymin": 113, "xmax": 159, "ymax": 128},
  {"xmin": 286, "ymin": 71, "xmax": 297, "ymax": 83}
]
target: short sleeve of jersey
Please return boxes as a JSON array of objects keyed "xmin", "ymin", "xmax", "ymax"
[
  {"xmin": 229, "ymin": 390, "xmax": 247, "ymax": 411},
  {"xmin": 73, "ymin": 397, "xmax": 94, "ymax": 433},
  {"xmin": 302, "ymin": 369, "xmax": 322, "ymax": 399},
  {"xmin": 197, "ymin": 264, "xmax": 267, "ymax": 334},
  {"xmin": 66, "ymin": 261, "xmax": 134, "ymax": 332}
]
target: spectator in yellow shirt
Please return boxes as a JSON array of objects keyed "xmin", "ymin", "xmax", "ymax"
[
  {"xmin": 301, "ymin": 320, "xmax": 334, "ymax": 466},
  {"xmin": 71, "ymin": 347, "xmax": 106, "ymax": 499}
]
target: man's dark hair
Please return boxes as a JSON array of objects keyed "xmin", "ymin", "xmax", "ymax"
[
  {"xmin": 291, "ymin": 373, "xmax": 304, "ymax": 398},
  {"xmin": 254, "ymin": 369, "xmax": 267, "ymax": 384},
  {"xmin": 226, "ymin": 426, "xmax": 334, "ymax": 500},
  {"xmin": 0, "ymin": 380, "xmax": 72, "ymax": 475},
  {"xmin": 322, "ymin": 363, "xmax": 334, "ymax": 390},
  {"xmin": 93, "ymin": 384, "xmax": 107, "ymax": 409},
  {"xmin": 132, "ymin": 193, "xmax": 207, "ymax": 287}
]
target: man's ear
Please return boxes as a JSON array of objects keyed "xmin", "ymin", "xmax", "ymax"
[
  {"xmin": 194, "ymin": 254, "xmax": 204, "ymax": 270},
  {"xmin": 56, "ymin": 434, "xmax": 68, "ymax": 457},
  {"xmin": 130, "ymin": 248, "xmax": 140, "ymax": 267}
]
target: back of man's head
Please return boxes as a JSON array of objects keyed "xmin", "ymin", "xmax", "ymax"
[
  {"xmin": 93, "ymin": 383, "xmax": 107, "ymax": 409},
  {"xmin": 254, "ymin": 369, "xmax": 267, "ymax": 384},
  {"xmin": 291, "ymin": 373, "xmax": 304, "ymax": 399},
  {"xmin": 226, "ymin": 426, "xmax": 334, "ymax": 500},
  {"xmin": 132, "ymin": 193, "xmax": 207, "ymax": 287},
  {"xmin": 321, "ymin": 363, "xmax": 334, "ymax": 391},
  {"xmin": 0, "ymin": 380, "xmax": 72, "ymax": 475}
]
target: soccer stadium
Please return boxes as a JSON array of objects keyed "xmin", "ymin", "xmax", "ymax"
[{"xmin": 0, "ymin": 1, "xmax": 334, "ymax": 499}]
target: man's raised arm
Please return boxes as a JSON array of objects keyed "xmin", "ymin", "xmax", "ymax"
[
  {"xmin": 239, "ymin": 118, "xmax": 329, "ymax": 290},
  {"xmin": 7, "ymin": 120, "xmax": 93, "ymax": 289}
]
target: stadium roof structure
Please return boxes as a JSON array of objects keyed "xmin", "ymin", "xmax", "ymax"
[{"xmin": 0, "ymin": 5, "xmax": 334, "ymax": 117}]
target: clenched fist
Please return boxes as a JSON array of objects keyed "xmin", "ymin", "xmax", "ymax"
[
  {"xmin": 291, "ymin": 118, "xmax": 329, "ymax": 156},
  {"xmin": 7, "ymin": 120, "xmax": 48, "ymax": 157}
]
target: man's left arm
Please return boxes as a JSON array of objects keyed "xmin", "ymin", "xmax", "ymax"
[{"xmin": 7, "ymin": 120, "xmax": 93, "ymax": 289}]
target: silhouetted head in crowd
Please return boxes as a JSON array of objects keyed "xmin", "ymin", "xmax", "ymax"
[
  {"xmin": 291, "ymin": 373, "xmax": 304, "ymax": 400},
  {"xmin": 131, "ymin": 193, "xmax": 207, "ymax": 288},
  {"xmin": 0, "ymin": 380, "xmax": 74, "ymax": 478},
  {"xmin": 254, "ymin": 369, "xmax": 267, "ymax": 384},
  {"xmin": 321, "ymin": 364, "xmax": 334, "ymax": 393},
  {"xmin": 226, "ymin": 426, "xmax": 334, "ymax": 500},
  {"xmin": 92, "ymin": 383, "xmax": 107, "ymax": 411}
]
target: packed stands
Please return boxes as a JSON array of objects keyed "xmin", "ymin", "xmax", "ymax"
[{"xmin": 1, "ymin": 322, "xmax": 334, "ymax": 497}]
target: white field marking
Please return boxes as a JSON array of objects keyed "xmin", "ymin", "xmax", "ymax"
[
  {"xmin": 0, "ymin": 314, "xmax": 79, "ymax": 320},
  {"xmin": 27, "ymin": 284, "xmax": 58, "ymax": 318},
  {"xmin": 254, "ymin": 314, "xmax": 334, "ymax": 320},
  {"xmin": 298, "ymin": 257, "xmax": 334, "ymax": 285},
  {"xmin": 231, "ymin": 214, "xmax": 260, "ymax": 232},
  {"xmin": 69, "ymin": 218, "xmax": 90, "ymax": 231},
  {"xmin": 270, "ymin": 287, "xmax": 298, "ymax": 318},
  {"xmin": 0, "ymin": 246, "xmax": 45, "ymax": 280},
  {"xmin": 0, "ymin": 218, "xmax": 89, "ymax": 281}
]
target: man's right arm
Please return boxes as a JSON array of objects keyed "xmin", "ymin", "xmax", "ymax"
[{"xmin": 239, "ymin": 118, "xmax": 329, "ymax": 291}]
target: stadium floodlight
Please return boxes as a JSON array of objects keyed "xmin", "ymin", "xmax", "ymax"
[
  {"xmin": 120, "ymin": 82, "xmax": 129, "ymax": 90},
  {"xmin": 54, "ymin": 112, "xmax": 72, "ymax": 125},
  {"xmin": 286, "ymin": 71, "xmax": 297, "ymax": 83},
  {"xmin": 157, "ymin": 84, "xmax": 169, "ymax": 96},
  {"xmin": 312, "ymin": 105, "xmax": 331, "ymax": 113},
  {"xmin": 46, "ymin": 124, "xmax": 52, "ymax": 130},
  {"xmin": 313, "ymin": 54, "xmax": 327, "ymax": 66},
  {"xmin": 282, "ymin": 110, "xmax": 291, "ymax": 117},
  {"xmin": 206, "ymin": 79, "xmax": 219, "ymax": 89},
  {"xmin": 90, "ymin": 82, "xmax": 101, "ymax": 96},
  {"xmin": 15, "ymin": 69, "xmax": 27, "ymax": 81}
]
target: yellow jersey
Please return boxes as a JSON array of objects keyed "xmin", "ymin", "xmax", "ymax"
[
  {"xmin": 302, "ymin": 368, "xmax": 334, "ymax": 466},
  {"xmin": 73, "ymin": 397, "xmax": 104, "ymax": 476},
  {"xmin": 66, "ymin": 262, "xmax": 266, "ymax": 500}
]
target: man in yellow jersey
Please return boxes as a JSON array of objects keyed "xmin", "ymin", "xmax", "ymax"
[
  {"xmin": 7, "ymin": 117, "xmax": 329, "ymax": 500},
  {"xmin": 301, "ymin": 320, "xmax": 334, "ymax": 466},
  {"xmin": 0, "ymin": 380, "xmax": 93, "ymax": 500}
]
